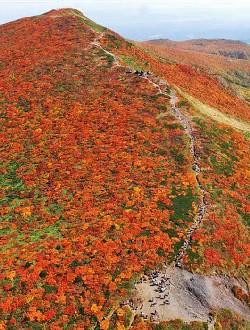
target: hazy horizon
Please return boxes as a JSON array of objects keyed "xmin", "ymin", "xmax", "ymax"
[{"xmin": 0, "ymin": 1, "xmax": 250, "ymax": 43}]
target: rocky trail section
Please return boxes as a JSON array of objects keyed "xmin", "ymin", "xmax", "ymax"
[
  {"xmin": 169, "ymin": 89, "xmax": 207, "ymax": 268},
  {"xmin": 90, "ymin": 32, "xmax": 250, "ymax": 327}
]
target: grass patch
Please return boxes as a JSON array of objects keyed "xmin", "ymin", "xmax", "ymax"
[
  {"xmin": 157, "ymin": 200, "xmax": 169, "ymax": 210},
  {"xmin": 29, "ymin": 221, "xmax": 63, "ymax": 242},
  {"xmin": 156, "ymin": 248, "xmax": 165, "ymax": 257},
  {"xmin": 152, "ymin": 93, "xmax": 170, "ymax": 100},
  {"xmin": 170, "ymin": 188, "xmax": 196, "ymax": 225},
  {"xmin": 138, "ymin": 229, "xmax": 150, "ymax": 237},
  {"xmin": 170, "ymin": 148, "xmax": 185, "ymax": 165},
  {"xmin": 178, "ymin": 100, "xmax": 189, "ymax": 108},
  {"xmin": 120, "ymin": 55, "xmax": 141, "ymax": 71},
  {"xmin": 0, "ymin": 161, "xmax": 27, "ymax": 205},
  {"xmin": 81, "ymin": 17, "xmax": 107, "ymax": 33},
  {"xmin": 175, "ymin": 86, "xmax": 250, "ymax": 132}
]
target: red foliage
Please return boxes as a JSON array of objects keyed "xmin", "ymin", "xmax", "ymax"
[{"xmin": 44, "ymin": 309, "xmax": 56, "ymax": 321}]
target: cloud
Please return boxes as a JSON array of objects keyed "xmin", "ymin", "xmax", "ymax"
[
  {"xmin": 147, "ymin": 34, "xmax": 162, "ymax": 39},
  {"xmin": 156, "ymin": 17, "xmax": 214, "ymax": 23}
]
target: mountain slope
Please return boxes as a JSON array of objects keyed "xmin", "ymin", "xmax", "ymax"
[
  {"xmin": 0, "ymin": 9, "xmax": 198, "ymax": 329},
  {"xmin": 142, "ymin": 38, "xmax": 250, "ymax": 103},
  {"xmin": 102, "ymin": 36, "xmax": 250, "ymax": 122},
  {"xmin": 0, "ymin": 9, "xmax": 250, "ymax": 330}
]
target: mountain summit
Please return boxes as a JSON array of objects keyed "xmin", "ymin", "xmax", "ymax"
[{"xmin": 0, "ymin": 9, "xmax": 250, "ymax": 329}]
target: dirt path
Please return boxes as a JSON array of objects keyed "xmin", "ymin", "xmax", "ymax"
[{"xmin": 91, "ymin": 32, "xmax": 120, "ymax": 66}]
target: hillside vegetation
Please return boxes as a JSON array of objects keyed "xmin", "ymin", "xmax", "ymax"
[{"xmin": 0, "ymin": 8, "xmax": 249, "ymax": 330}]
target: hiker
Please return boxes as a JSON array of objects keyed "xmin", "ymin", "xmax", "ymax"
[
  {"xmin": 150, "ymin": 298, "xmax": 157, "ymax": 307},
  {"xmin": 208, "ymin": 313, "xmax": 214, "ymax": 322},
  {"xmin": 140, "ymin": 312, "xmax": 146, "ymax": 318},
  {"xmin": 176, "ymin": 260, "xmax": 182, "ymax": 268}
]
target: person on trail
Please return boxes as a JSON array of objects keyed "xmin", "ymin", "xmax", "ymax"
[{"xmin": 126, "ymin": 69, "xmax": 133, "ymax": 73}]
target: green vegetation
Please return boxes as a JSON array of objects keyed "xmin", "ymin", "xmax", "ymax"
[
  {"xmin": 152, "ymin": 93, "xmax": 171, "ymax": 100},
  {"xmin": 170, "ymin": 188, "xmax": 196, "ymax": 225},
  {"xmin": 157, "ymin": 200, "xmax": 169, "ymax": 210},
  {"xmin": 138, "ymin": 229, "xmax": 151, "ymax": 237},
  {"xmin": 178, "ymin": 100, "xmax": 190, "ymax": 108},
  {"xmin": 29, "ymin": 221, "xmax": 63, "ymax": 242},
  {"xmin": 0, "ymin": 161, "xmax": 27, "ymax": 205},
  {"xmin": 120, "ymin": 55, "xmax": 141, "ymax": 71},
  {"xmin": 156, "ymin": 247, "xmax": 165, "ymax": 257},
  {"xmin": 124, "ymin": 308, "xmax": 134, "ymax": 327},
  {"xmin": 81, "ymin": 17, "xmax": 107, "ymax": 33},
  {"xmin": 170, "ymin": 148, "xmax": 185, "ymax": 165},
  {"xmin": 186, "ymin": 248, "xmax": 203, "ymax": 265}
]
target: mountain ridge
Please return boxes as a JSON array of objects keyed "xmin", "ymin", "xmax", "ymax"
[
  {"xmin": 147, "ymin": 38, "xmax": 248, "ymax": 45},
  {"xmin": 143, "ymin": 38, "xmax": 250, "ymax": 59}
]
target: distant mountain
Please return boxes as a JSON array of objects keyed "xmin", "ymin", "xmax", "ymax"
[
  {"xmin": 142, "ymin": 38, "xmax": 250, "ymax": 102},
  {"xmin": 144, "ymin": 38, "xmax": 250, "ymax": 60},
  {"xmin": 1, "ymin": 8, "xmax": 250, "ymax": 330}
]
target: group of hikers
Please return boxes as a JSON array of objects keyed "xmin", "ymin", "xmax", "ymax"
[
  {"xmin": 139, "ymin": 309, "xmax": 159, "ymax": 322},
  {"xmin": 121, "ymin": 269, "xmax": 172, "ymax": 321},
  {"xmin": 126, "ymin": 69, "xmax": 151, "ymax": 77},
  {"xmin": 148, "ymin": 270, "xmax": 171, "ymax": 304}
]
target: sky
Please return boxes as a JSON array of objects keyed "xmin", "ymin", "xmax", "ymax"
[{"xmin": 0, "ymin": 0, "xmax": 250, "ymax": 42}]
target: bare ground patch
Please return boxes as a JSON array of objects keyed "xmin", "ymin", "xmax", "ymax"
[
  {"xmin": 175, "ymin": 86, "xmax": 250, "ymax": 133},
  {"xmin": 132, "ymin": 266, "xmax": 250, "ymax": 326}
]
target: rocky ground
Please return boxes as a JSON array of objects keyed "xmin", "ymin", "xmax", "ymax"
[{"xmin": 128, "ymin": 266, "xmax": 250, "ymax": 326}]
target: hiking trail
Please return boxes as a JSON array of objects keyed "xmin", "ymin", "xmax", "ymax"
[
  {"xmin": 89, "ymin": 32, "xmax": 250, "ymax": 328},
  {"xmin": 91, "ymin": 31, "xmax": 206, "ymax": 268},
  {"xmin": 91, "ymin": 32, "xmax": 120, "ymax": 66}
]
